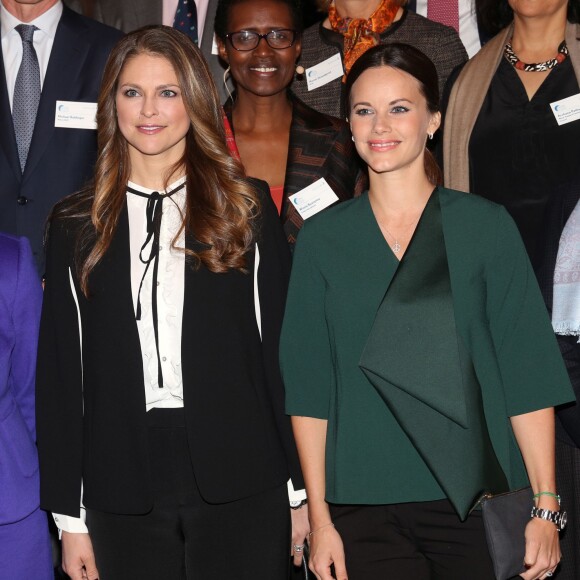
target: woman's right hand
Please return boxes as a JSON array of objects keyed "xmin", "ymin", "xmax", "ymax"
[
  {"xmin": 61, "ymin": 531, "xmax": 99, "ymax": 580},
  {"xmin": 309, "ymin": 524, "xmax": 348, "ymax": 580}
]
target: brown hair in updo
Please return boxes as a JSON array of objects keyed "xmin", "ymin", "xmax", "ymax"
[{"xmin": 345, "ymin": 42, "xmax": 442, "ymax": 186}]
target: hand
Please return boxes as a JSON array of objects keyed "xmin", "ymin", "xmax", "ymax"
[
  {"xmin": 308, "ymin": 524, "xmax": 348, "ymax": 580},
  {"xmin": 61, "ymin": 531, "xmax": 99, "ymax": 580},
  {"xmin": 519, "ymin": 517, "xmax": 560, "ymax": 580},
  {"xmin": 290, "ymin": 504, "xmax": 310, "ymax": 567}
]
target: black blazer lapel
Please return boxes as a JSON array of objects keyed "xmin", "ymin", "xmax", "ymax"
[
  {"xmin": 92, "ymin": 202, "xmax": 137, "ymax": 324},
  {"xmin": 0, "ymin": 43, "xmax": 21, "ymax": 183},
  {"xmin": 24, "ymin": 7, "xmax": 94, "ymax": 180},
  {"xmin": 89, "ymin": 202, "xmax": 147, "ymax": 404}
]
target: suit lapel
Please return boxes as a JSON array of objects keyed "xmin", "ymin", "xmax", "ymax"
[
  {"xmin": 91, "ymin": 202, "xmax": 146, "ymax": 395},
  {"xmin": 23, "ymin": 8, "xmax": 91, "ymax": 181},
  {"xmin": 181, "ymin": 233, "xmax": 212, "ymax": 384},
  {"xmin": 98, "ymin": 202, "xmax": 136, "ymax": 322},
  {"xmin": 200, "ymin": 0, "xmax": 217, "ymax": 53},
  {"xmin": 0, "ymin": 42, "xmax": 21, "ymax": 183}
]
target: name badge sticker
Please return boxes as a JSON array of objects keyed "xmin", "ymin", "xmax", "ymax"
[
  {"xmin": 305, "ymin": 53, "xmax": 344, "ymax": 91},
  {"xmin": 54, "ymin": 101, "xmax": 97, "ymax": 130},
  {"xmin": 550, "ymin": 93, "xmax": 580, "ymax": 126},
  {"xmin": 289, "ymin": 178, "xmax": 339, "ymax": 220}
]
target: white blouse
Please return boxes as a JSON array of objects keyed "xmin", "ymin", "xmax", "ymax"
[{"xmin": 127, "ymin": 178, "xmax": 186, "ymax": 411}]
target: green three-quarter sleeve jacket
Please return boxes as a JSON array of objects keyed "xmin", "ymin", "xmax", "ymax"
[{"xmin": 280, "ymin": 188, "xmax": 574, "ymax": 507}]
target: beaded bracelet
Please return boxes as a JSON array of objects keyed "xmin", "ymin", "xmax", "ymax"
[{"xmin": 533, "ymin": 491, "xmax": 561, "ymax": 506}]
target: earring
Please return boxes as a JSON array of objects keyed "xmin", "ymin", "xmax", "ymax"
[
  {"xmin": 428, "ymin": 132, "xmax": 434, "ymax": 140},
  {"xmin": 295, "ymin": 64, "xmax": 305, "ymax": 78},
  {"xmin": 351, "ymin": 135, "xmax": 355, "ymax": 142},
  {"xmin": 223, "ymin": 66, "xmax": 233, "ymax": 101}
]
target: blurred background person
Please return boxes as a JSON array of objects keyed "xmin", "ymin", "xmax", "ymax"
[
  {"xmin": 215, "ymin": 0, "xmax": 364, "ymax": 248},
  {"xmin": 66, "ymin": 0, "xmax": 229, "ymax": 101},
  {"xmin": 443, "ymin": 1, "xmax": 580, "ymax": 577},
  {"xmin": 0, "ymin": 234, "xmax": 50, "ymax": 580},
  {"xmin": 0, "ymin": 0, "xmax": 121, "ymax": 273},
  {"xmin": 406, "ymin": 0, "xmax": 490, "ymax": 57},
  {"xmin": 291, "ymin": 0, "xmax": 467, "ymax": 119}
]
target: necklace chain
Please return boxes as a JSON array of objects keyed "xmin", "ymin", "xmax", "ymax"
[
  {"xmin": 380, "ymin": 218, "xmax": 420, "ymax": 254},
  {"xmin": 504, "ymin": 40, "xmax": 568, "ymax": 72}
]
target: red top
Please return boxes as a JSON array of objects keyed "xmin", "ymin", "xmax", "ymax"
[{"xmin": 269, "ymin": 185, "xmax": 284, "ymax": 215}]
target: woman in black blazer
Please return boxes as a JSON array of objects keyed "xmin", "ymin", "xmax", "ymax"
[{"xmin": 36, "ymin": 26, "xmax": 303, "ymax": 580}]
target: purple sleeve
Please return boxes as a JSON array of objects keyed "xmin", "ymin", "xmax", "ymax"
[{"xmin": 9, "ymin": 237, "xmax": 43, "ymax": 439}]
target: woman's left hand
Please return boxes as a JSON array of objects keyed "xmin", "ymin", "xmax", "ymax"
[
  {"xmin": 519, "ymin": 517, "xmax": 560, "ymax": 580},
  {"xmin": 290, "ymin": 504, "xmax": 310, "ymax": 567}
]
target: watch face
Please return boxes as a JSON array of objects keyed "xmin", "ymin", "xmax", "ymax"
[
  {"xmin": 289, "ymin": 501, "xmax": 302, "ymax": 508},
  {"xmin": 560, "ymin": 511, "xmax": 568, "ymax": 531}
]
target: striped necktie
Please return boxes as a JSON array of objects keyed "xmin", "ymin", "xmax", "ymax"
[
  {"xmin": 173, "ymin": 0, "xmax": 198, "ymax": 44},
  {"xmin": 427, "ymin": 0, "xmax": 459, "ymax": 33}
]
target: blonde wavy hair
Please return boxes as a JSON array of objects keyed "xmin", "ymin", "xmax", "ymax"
[{"xmin": 57, "ymin": 26, "xmax": 258, "ymax": 296}]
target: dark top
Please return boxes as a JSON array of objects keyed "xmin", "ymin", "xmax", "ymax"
[
  {"xmin": 470, "ymin": 57, "xmax": 580, "ymax": 266},
  {"xmin": 290, "ymin": 10, "xmax": 467, "ymax": 119},
  {"xmin": 469, "ymin": 57, "xmax": 580, "ymax": 445},
  {"xmin": 359, "ymin": 191, "xmax": 508, "ymax": 518},
  {"xmin": 36, "ymin": 179, "xmax": 304, "ymax": 517},
  {"xmin": 281, "ymin": 188, "xmax": 573, "ymax": 504}
]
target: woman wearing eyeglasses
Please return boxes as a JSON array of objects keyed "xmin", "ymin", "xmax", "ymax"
[{"xmin": 215, "ymin": 0, "xmax": 364, "ymax": 249}]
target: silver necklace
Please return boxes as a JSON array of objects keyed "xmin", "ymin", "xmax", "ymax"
[{"xmin": 380, "ymin": 218, "xmax": 419, "ymax": 254}]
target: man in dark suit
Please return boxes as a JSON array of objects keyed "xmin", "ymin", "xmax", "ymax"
[
  {"xmin": 0, "ymin": 0, "xmax": 122, "ymax": 273},
  {"xmin": 65, "ymin": 0, "xmax": 228, "ymax": 102}
]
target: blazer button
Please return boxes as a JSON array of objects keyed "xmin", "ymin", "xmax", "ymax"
[{"xmin": 17, "ymin": 195, "xmax": 28, "ymax": 205}]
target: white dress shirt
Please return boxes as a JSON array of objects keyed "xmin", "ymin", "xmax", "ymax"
[
  {"xmin": 162, "ymin": 0, "xmax": 210, "ymax": 43},
  {"xmin": 0, "ymin": 0, "xmax": 63, "ymax": 110},
  {"xmin": 415, "ymin": 0, "xmax": 481, "ymax": 58}
]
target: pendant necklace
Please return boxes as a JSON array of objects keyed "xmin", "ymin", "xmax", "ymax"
[{"xmin": 380, "ymin": 218, "xmax": 419, "ymax": 254}]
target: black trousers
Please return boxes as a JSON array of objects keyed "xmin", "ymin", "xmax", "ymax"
[
  {"xmin": 330, "ymin": 498, "xmax": 496, "ymax": 580},
  {"xmin": 86, "ymin": 408, "xmax": 290, "ymax": 579}
]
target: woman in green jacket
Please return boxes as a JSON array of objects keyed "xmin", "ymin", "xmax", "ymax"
[{"xmin": 280, "ymin": 43, "xmax": 573, "ymax": 580}]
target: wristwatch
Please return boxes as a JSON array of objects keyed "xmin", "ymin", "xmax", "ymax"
[
  {"xmin": 530, "ymin": 506, "xmax": 568, "ymax": 531},
  {"xmin": 290, "ymin": 499, "xmax": 308, "ymax": 510}
]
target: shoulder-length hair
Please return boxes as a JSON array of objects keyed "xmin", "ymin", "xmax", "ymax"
[
  {"xmin": 477, "ymin": 0, "xmax": 580, "ymax": 37},
  {"xmin": 344, "ymin": 42, "xmax": 442, "ymax": 186},
  {"xmin": 53, "ymin": 25, "xmax": 258, "ymax": 296}
]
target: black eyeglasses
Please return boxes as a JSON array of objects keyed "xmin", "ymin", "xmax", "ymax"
[{"xmin": 226, "ymin": 29, "xmax": 297, "ymax": 51}]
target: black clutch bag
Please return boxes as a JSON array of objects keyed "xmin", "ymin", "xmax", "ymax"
[{"xmin": 480, "ymin": 486, "xmax": 533, "ymax": 580}]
